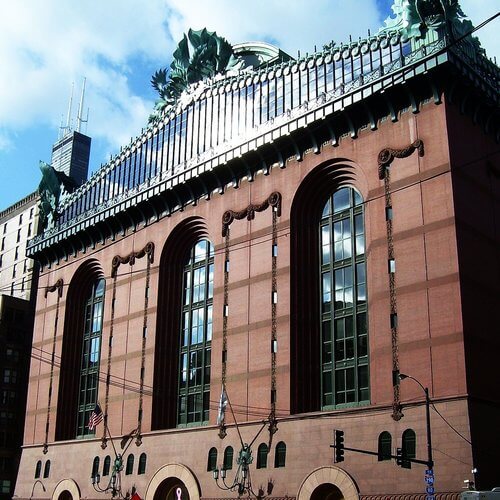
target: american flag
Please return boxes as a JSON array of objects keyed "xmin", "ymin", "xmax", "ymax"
[
  {"xmin": 88, "ymin": 403, "xmax": 103, "ymax": 430},
  {"xmin": 217, "ymin": 387, "xmax": 227, "ymax": 426}
]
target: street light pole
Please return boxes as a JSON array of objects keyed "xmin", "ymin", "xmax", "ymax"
[
  {"xmin": 424, "ymin": 386, "xmax": 434, "ymax": 470},
  {"xmin": 399, "ymin": 373, "xmax": 434, "ymax": 499}
]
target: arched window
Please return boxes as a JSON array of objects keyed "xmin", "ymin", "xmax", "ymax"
[
  {"xmin": 103, "ymin": 455, "xmax": 111, "ymax": 476},
  {"xmin": 320, "ymin": 187, "xmax": 368, "ymax": 408},
  {"xmin": 126, "ymin": 454, "xmax": 134, "ymax": 475},
  {"xmin": 378, "ymin": 431, "xmax": 392, "ymax": 461},
  {"xmin": 402, "ymin": 429, "xmax": 416, "ymax": 460},
  {"xmin": 223, "ymin": 446, "xmax": 233, "ymax": 470},
  {"xmin": 274, "ymin": 442, "xmax": 286, "ymax": 468},
  {"xmin": 290, "ymin": 168, "xmax": 370, "ymax": 415},
  {"xmin": 43, "ymin": 460, "xmax": 51, "ymax": 478},
  {"xmin": 91, "ymin": 456, "xmax": 100, "ymax": 478},
  {"xmin": 76, "ymin": 278, "xmax": 105, "ymax": 437},
  {"xmin": 56, "ymin": 261, "xmax": 106, "ymax": 441},
  {"xmin": 138, "ymin": 453, "xmax": 147, "ymax": 475},
  {"xmin": 257, "ymin": 443, "xmax": 269, "ymax": 469},
  {"xmin": 34, "ymin": 460, "xmax": 42, "ymax": 479},
  {"xmin": 177, "ymin": 239, "xmax": 214, "ymax": 426},
  {"xmin": 207, "ymin": 447, "xmax": 217, "ymax": 472}
]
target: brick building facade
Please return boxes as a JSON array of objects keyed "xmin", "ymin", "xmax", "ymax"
[{"xmin": 15, "ymin": 4, "xmax": 499, "ymax": 499}]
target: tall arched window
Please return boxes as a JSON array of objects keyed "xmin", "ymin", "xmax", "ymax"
[
  {"xmin": 207, "ymin": 447, "xmax": 217, "ymax": 472},
  {"xmin": 320, "ymin": 187, "xmax": 368, "ymax": 408},
  {"xmin": 126, "ymin": 454, "xmax": 134, "ymax": 475},
  {"xmin": 76, "ymin": 279, "xmax": 105, "ymax": 436},
  {"xmin": 223, "ymin": 446, "xmax": 234, "ymax": 470},
  {"xmin": 274, "ymin": 442, "xmax": 286, "ymax": 468},
  {"xmin": 56, "ymin": 261, "xmax": 106, "ymax": 441},
  {"xmin": 177, "ymin": 239, "xmax": 213, "ymax": 426},
  {"xmin": 138, "ymin": 453, "xmax": 147, "ymax": 475},
  {"xmin": 34, "ymin": 460, "xmax": 41, "ymax": 479},
  {"xmin": 43, "ymin": 460, "xmax": 51, "ymax": 478},
  {"xmin": 402, "ymin": 429, "xmax": 416, "ymax": 460},
  {"xmin": 378, "ymin": 431, "xmax": 392, "ymax": 461},
  {"xmin": 91, "ymin": 456, "xmax": 100, "ymax": 478},
  {"xmin": 103, "ymin": 455, "xmax": 111, "ymax": 476},
  {"xmin": 257, "ymin": 443, "xmax": 269, "ymax": 469}
]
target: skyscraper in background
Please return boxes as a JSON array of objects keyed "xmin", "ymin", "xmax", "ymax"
[{"xmin": 50, "ymin": 130, "xmax": 91, "ymax": 188}]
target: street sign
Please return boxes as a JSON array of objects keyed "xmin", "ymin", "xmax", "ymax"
[{"xmin": 425, "ymin": 470, "xmax": 435, "ymax": 500}]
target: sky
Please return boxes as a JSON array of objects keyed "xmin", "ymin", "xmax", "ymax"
[{"xmin": 0, "ymin": 0, "xmax": 498, "ymax": 212}]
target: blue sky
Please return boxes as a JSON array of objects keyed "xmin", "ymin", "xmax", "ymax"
[{"xmin": 0, "ymin": 0, "xmax": 497, "ymax": 212}]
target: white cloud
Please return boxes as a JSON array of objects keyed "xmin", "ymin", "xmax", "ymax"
[
  {"xmin": 0, "ymin": 131, "xmax": 14, "ymax": 152},
  {"xmin": 0, "ymin": 0, "xmax": 172, "ymax": 153},
  {"xmin": 460, "ymin": 0, "xmax": 499, "ymax": 60},
  {"xmin": 165, "ymin": 0, "xmax": 384, "ymax": 57},
  {"xmin": 0, "ymin": 0, "xmax": 497, "ymax": 161}
]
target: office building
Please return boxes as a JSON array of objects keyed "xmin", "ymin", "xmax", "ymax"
[{"xmin": 15, "ymin": 4, "xmax": 499, "ymax": 499}]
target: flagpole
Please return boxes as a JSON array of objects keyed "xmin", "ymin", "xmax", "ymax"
[
  {"xmin": 104, "ymin": 417, "xmax": 118, "ymax": 458},
  {"xmin": 225, "ymin": 390, "xmax": 244, "ymax": 448}
]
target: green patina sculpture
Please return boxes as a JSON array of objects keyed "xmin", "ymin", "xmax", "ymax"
[
  {"xmin": 151, "ymin": 28, "xmax": 243, "ymax": 117},
  {"xmin": 381, "ymin": 0, "xmax": 481, "ymax": 49},
  {"xmin": 38, "ymin": 161, "xmax": 75, "ymax": 229}
]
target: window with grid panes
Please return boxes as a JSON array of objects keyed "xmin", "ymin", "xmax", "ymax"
[
  {"xmin": 177, "ymin": 240, "xmax": 213, "ymax": 426},
  {"xmin": 320, "ymin": 187, "xmax": 369, "ymax": 409},
  {"xmin": 76, "ymin": 279, "xmax": 105, "ymax": 437}
]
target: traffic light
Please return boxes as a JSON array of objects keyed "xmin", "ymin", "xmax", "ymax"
[
  {"xmin": 396, "ymin": 447, "xmax": 403, "ymax": 466},
  {"xmin": 395, "ymin": 447, "xmax": 411, "ymax": 469},
  {"xmin": 335, "ymin": 430, "xmax": 345, "ymax": 463}
]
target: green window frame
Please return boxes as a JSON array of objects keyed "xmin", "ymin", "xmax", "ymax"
[
  {"xmin": 34, "ymin": 460, "xmax": 41, "ymax": 479},
  {"xmin": 257, "ymin": 443, "xmax": 269, "ymax": 469},
  {"xmin": 43, "ymin": 460, "xmax": 51, "ymax": 478},
  {"xmin": 320, "ymin": 187, "xmax": 369, "ymax": 409},
  {"xmin": 76, "ymin": 279, "xmax": 105, "ymax": 437},
  {"xmin": 378, "ymin": 431, "xmax": 392, "ymax": 461},
  {"xmin": 0, "ymin": 480, "xmax": 11, "ymax": 494},
  {"xmin": 274, "ymin": 442, "xmax": 286, "ymax": 468},
  {"xmin": 138, "ymin": 453, "xmax": 147, "ymax": 475},
  {"xmin": 91, "ymin": 457, "xmax": 100, "ymax": 478},
  {"xmin": 207, "ymin": 447, "xmax": 217, "ymax": 472},
  {"xmin": 177, "ymin": 240, "xmax": 214, "ymax": 426},
  {"xmin": 103, "ymin": 455, "xmax": 111, "ymax": 476},
  {"xmin": 402, "ymin": 429, "xmax": 416, "ymax": 459},
  {"xmin": 126, "ymin": 454, "xmax": 134, "ymax": 475},
  {"xmin": 223, "ymin": 446, "xmax": 234, "ymax": 470}
]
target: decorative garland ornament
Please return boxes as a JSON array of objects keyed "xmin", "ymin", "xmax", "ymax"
[
  {"xmin": 219, "ymin": 192, "xmax": 282, "ymax": 439},
  {"xmin": 378, "ymin": 140, "xmax": 424, "ymax": 421},
  {"xmin": 43, "ymin": 279, "xmax": 64, "ymax": 453},
  {"xmin": 103, "ymin": 243, "xmax": 154, "ymax": 448}
]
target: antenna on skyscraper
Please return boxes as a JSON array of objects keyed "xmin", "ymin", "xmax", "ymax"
[
  {"xmin": 76, "ymin": 77, "xmax": 88, "ymax": 133},
  {"xmin": 60, "ymin": 82, "xmax": 74, "ymax": 138},
  {"xmin": 84, "ymin": 107, "xmax": 90, "ymax": 135}
]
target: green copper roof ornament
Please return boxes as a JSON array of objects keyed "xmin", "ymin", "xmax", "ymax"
[
  {"xmin": 150, "ymin": 28, "xmax": 244, "ymax": 119},
  {"xmin": 38, "ymin": 161, "xmax": 75, "ymax": 229},
  {"xmin": 380, "ymin": 0, "xmax": 482, "ymax": 51}
]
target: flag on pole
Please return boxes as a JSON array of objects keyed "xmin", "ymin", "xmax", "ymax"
[
  {"xmin": 217, "ymin": 387, "xmax": 228, "ymax": 426},
  {"xmin": 88, "ymin": 403, "xmax": 103, "ymax": 430}
]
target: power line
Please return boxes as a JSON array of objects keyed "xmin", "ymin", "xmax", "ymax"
[{"xmin": 28, "ymin": 345, "xmax": 289, "ymax": 419}]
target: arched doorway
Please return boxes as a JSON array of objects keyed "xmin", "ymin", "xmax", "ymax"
[
  {"xmin": 296, "ymin": 466, "xmax": 359, "ymax": 500},
  {"xmin": 311, "ymin": 483, "xmax": 344, "ymax": 500},
  {"xmin": 145, "ymin": 463, "xmax": 200, "ymax": 500},
  {"xmin": 52, "ymin": 479, "xmax": 80, "ymax": 500},
  {"xmin": 153, "ymin": 477, "xmax": 189, "ymax": 500}
]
